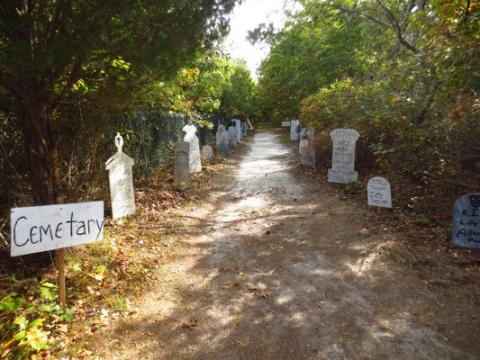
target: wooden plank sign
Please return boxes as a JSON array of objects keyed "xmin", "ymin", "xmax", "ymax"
[{"xmin": 11, "ymin": 201, "xmax": 104, "ymax": 257}]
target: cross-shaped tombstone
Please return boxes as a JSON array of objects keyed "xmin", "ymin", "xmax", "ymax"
[{"xmin": 105, "ymin": 133, "xmax": 136, "ymax": 220}]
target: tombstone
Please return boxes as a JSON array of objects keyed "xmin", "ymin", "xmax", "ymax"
[
  {"xmin": 201, "ymin": 145, "xmax": 213, "ymax": 161},
  {"xmin": 290, "ymin": 119, "xmax": 300, "ymax": 141},
  {"xmin": 198, "ymin": 127, "xmax": 208, "ymax": 147},
  {"xmin": 105, "ymin": 133, "xmax": 136, "ymax": 219},
  {"xmin": 175, "ymin": 137, "xmax": 190, "ymax": 191},
  {"xmin": 234, "ymin": 119, "xmax": 242, "ymax": 141},
  {"xmin": 227, "ymin": 121, "xmax": 237, "ymax": 148},
  {"xmin": 451, "ymin": 193, "xmax": 480, "ymax": 249},
  {"xmin": 242, "ymin": 121, "xmax": 247, "ymax": 136},
  {"xmin": 367, "ymin": 177, "xmax": 392, "ymax": 208},
  {"xmin": 182, "ymin": 124, "xmax": 202, "ymax": 173},
  {"xmin": 327, "ymin": 129, "xmax": 360, "ymax": 183},
  {"xmin": 299, "ymin": 128, "xmax": 316, "ymax": 168},
  {"xmin": 216, "ymin": 124, "xmax": 229, "ymax": 157}
]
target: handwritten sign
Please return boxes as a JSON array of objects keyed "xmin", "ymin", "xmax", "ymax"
[
  {"xmin": 367, "ymin": 177, "xmax": 392, "ymax": 208},
  {"xmin": 10, "ymin": 201, "xmax": 104, "ymax": 257},
  {"xmin": 452, "ymin": 193, "xmax": 480, "ymax": 249}
]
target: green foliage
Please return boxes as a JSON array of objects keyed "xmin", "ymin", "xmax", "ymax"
[
  {"xmin": 341, "ymin": 181, "xmax": 364, "ymax": 195},
  {"xmin": 1, "ymin": 282, "xmax": 73, "ymax": 359}
]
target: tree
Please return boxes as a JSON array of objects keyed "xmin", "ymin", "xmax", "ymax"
[{"xmin": 0, "ymin": 0, "xmax": 236, "ymax": 205}]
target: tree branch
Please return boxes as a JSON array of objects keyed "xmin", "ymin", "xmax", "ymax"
[{"xmin": 376, "ymin": 0, "xmax": 418, "ymax": 53}]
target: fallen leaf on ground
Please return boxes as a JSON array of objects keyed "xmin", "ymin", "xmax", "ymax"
[{"xmin": 181, "ymin": 319, "xmax": 199, "ymax": 330}]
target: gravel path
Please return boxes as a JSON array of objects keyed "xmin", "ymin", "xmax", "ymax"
[{"xmin": 92, "ymin": 132, "xmax": 478, "ymax": 360}]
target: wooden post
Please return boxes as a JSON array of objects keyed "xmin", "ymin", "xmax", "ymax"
[{"xmin": 57, "ymin": 248, "xmax": 66, "ymax": 306}]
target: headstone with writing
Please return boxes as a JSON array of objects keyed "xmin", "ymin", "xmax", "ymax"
[
  {"xmin": 328, "ymin": 129, "xmax": 360, "ymax": 184},
  {"xmin": 367, "ymin": 177, "xmax": 392, "ymax": 208},
  {"xmin": 175, "ymin": 137, "xmax": 190, "ymax": 190},
  {"xmin": 182, "ymin": 124, "xmax": 202, "ymax": 173},
  {"xmin": 452, "ymin": 193, "xmax": 480, "ymax": 249},
  {"xmin": 290, "ymin": 119, "xmax": 300, "ymax": 141},
  {"xmin": 227, "ymin": 122, "xmax": 237, "ymax": 148},
  {"xmin": 105, "ymin": 133, "xmax": 136, "ymax": 219},
  {"xmin": 299, "ymin": 128, "xmax": 316, "ymax": 168},
  {"xmin": 201, "ymin": 145, "xmax": 213, "ymax": 161},
  {"xmin": 234, "ymin": 119, "xmax": 242, "ymax": 141},
  {"xmin": 216, "ymin": 124, "xmax": 229, "ymax": 156}
]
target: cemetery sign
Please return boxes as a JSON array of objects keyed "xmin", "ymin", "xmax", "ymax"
[{"xmin": 11, "ymin": 201, "xmax": 104, "ymax": 257}]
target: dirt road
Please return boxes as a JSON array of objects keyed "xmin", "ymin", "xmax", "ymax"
[{"xmin": 93, "ymin": 132, "xmax": 479, "ymax": 359}]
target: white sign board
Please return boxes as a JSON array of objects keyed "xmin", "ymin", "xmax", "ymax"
[
  {"xmin": 367, "ymin": 177, "xmax": 392, "ymax": 208},
  {"xmin": 11, "ymin": 201, "xmax": 104, "ymax": 257},
  {"xmin": 282, "ymin": 121, "xmax": 291, "ymax": 127}
]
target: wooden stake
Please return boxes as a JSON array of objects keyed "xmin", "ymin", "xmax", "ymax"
[{"xmin": 57, "ymin": 248, "xmax": 66, "ymax": 307}]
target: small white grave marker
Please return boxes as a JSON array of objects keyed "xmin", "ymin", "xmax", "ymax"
[
  {"xmin": 201, "ymin": 145, "xmax": 213, "ymax": 161},
  {"xmin": 367, "ymin": 177, "xmax": 392, "ymax": 208},
  {"xmin": 105, "ymin": 133, "xmax": 136, "ymax": 219}
]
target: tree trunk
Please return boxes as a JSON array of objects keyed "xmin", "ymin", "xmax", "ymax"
[{"xmin": 19, "ymin": 102, "xmax": 60, "ymax": 205}]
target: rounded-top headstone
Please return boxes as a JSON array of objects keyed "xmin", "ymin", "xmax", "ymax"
[
  {"xmin": 367, "ymin": 177, "xmax": 392, "ymax": 208},
  {"xmin": 452, "ymin": 193, "xmax": 480, "ymax": 249},
  {"xmin": 201, "ymin": 145, "xmax": 213, "ymax": 161}
]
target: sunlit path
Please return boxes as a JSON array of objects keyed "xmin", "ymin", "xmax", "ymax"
[{"xmin": 91, "ymin": 132, "xmax": 476, "ymax": 360}]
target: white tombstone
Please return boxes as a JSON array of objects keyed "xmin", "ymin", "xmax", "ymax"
[
  {"xmin": 175, "ymin": 140, "xmax": 190, "ymax": 190},
  {"xmin": 105, "ymin": 133, "xmax": 136, "ymax": 219},
  {"xmin": 328, "ymin": 129, "xmax": 359, "ymax": 183},
  {"xmin": 290, "ymin": 119, "xmax": 300, "ymax": 141},
  {"xmin": 367, "ymin": 177, "xmax": 392, "ymax": 208},
  {"xmin": 299, "ymin": 128, "xmax": 316, "ymax": 168},
  {"xmin": 201, "ymin": 145, "xmax": 213, "ymax": 161},
  {"xmin": 216, "ymin": 124, "xmax": 229, "ymax": 157},
  {"xmin": 182, "ymin": 124, "xmax": 202, "ymax": 173},
  {"xmin": 227, "ymin": 123, "xmax": 237, "ymax": 148},
  {"xmin": 234, "ymin": 119, "xmax": 242, "ymax": 141}
]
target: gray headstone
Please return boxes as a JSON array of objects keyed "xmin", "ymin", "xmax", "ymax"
[
  {"xmin": 328, "ymin": 129, "xmax": 359, "ymax": 183},
  {"xmin": 227, "ymin": 123, "xmax": 237, "ymax": 148},
  {"xmin": 201, "ymin": 145, "xmax": 213, "ymax": 161},
  {"xmin": 290, "ymin": 119, "xmax": 300, "ymax": 141},
  {"xmin": 216, "ymin": 124, "xmax": 229, "ymax": 157},
  {"xmin": 182, "ymin": 124, "xmax": 202, "ymax": 173},
  {"xmin": 105, "ymin": 133, "xmax": 136, "ymax": 219},
  {"xmin": 175, "ymin": 140, "xmax": 190, "ymax": 190},
  {"xmin": 452, "ymin": 193, "xmax": 480, "ymax": 249},
  {"xmin": 234, "ymin": 119, "xmax": 242, "ymax": 141},
  {"xmin": 299, "ymin": 128, "xmax": 315, "ymax": 168},
  {"xmin": 367, "ymin": 177, "xmax": 392, "ymax": 208}
]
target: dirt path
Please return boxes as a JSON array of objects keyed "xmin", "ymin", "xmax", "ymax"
[{"xmin": 92, "ymin": 132, "xmax": 479, "ymax": 359}]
